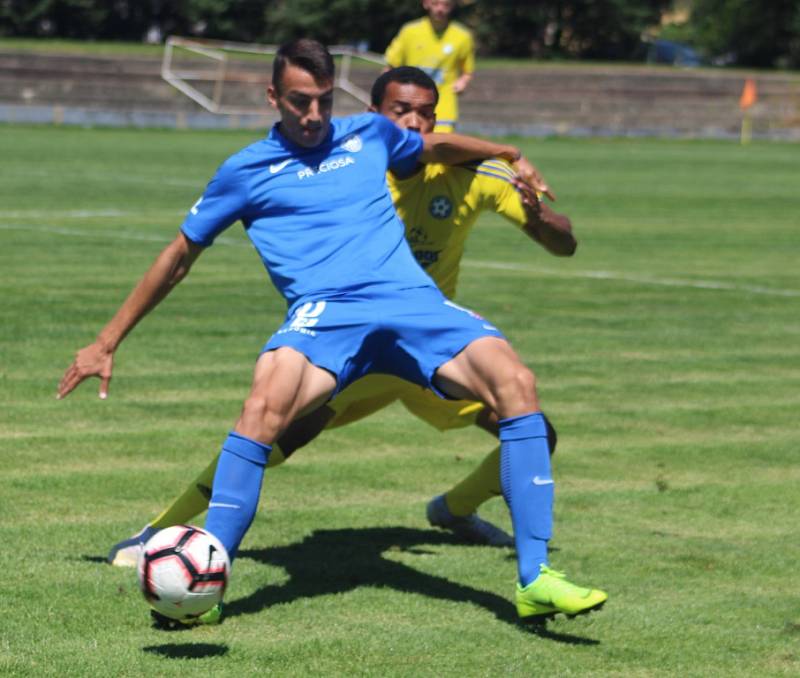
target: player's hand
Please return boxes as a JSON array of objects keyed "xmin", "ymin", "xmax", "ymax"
[
  {"xmin": 452, "ymin": 74, "xmax": 472, "ymax": 94},
  {"xmin": 513, "ymin": 157, "xmax": 556, "ymax": 202},
  {"xmin": 523, "ymin": 200, "xmax": 577, "ymax": 257},
  {"xmin": 57, "ymin": 341, "xmax": 114, "ymax": 400}
]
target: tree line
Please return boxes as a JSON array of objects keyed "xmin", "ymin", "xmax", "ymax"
[{"xmin": 1, "ymin": 0, "xmax": 797, "ymax": 68}]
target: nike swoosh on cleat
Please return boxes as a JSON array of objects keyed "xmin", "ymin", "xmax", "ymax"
[
  {"xmin": 532, "ymin": 476, "xmax": 554, "ymax": 485},
  {"xmin": 208, "ymin": 502, "xmax": 240, "ymax": 509},
  {"xmin": 269, "ymin": 159, "xmax": 292, "ymax": 174}
]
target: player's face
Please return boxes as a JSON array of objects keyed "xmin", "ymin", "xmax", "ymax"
[
  {"xmin": 423, "ymin": 0, "xmax": 454, "ymax": 25},
  {"xmin": 268, "ymin": 64, "xmax": 334, "ymax": 148},
  {"xmin": 375, "ymin": 82, "xmax": 437, "ymax": 134}
]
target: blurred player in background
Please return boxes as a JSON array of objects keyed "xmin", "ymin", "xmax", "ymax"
[
  {"xmin": 109, "ymin": 66, "xmax": 577, "ymax": 587},
  {"xmin": 385, "ymin": 0, "xmax": 474, "ymax": 132}
]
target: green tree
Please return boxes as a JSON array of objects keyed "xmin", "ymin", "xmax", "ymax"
[
  {"xmin": 263, "ymin": 0, "xmax": 420, "ymax": 51},
  {"xmin": 0, "ymin": 0, "xmax": 272, "ymax": 41},
  {"xmin": 471, "ymin": 0, "xmax": 669, "ymax": 59},
  {"xmin": 689, "ymin": 0, "xmax": 800, "ymax": 68}
]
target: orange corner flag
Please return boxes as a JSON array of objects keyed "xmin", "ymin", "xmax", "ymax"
[{"xmin": 739, "ymin": 78, "xmax": 757, "ymax": 110}]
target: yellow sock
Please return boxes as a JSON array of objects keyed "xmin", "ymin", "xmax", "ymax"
[
  {"xmin": 150, "ymin": 443, "xmax": 287, "ymax": 529},
  {"xmin": 150, "ymin": 454, "xmax": 219, "ymax": 528},
  {"xmin": 443, "ymin": 446, "xmax": 501, "ymax": 517}
]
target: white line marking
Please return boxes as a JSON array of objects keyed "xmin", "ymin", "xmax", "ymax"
[
  {"xmin": 0, "ymin": 223, "xmax": 249, "ymax": 247},
  {"xmin": 3, "ymin": 209, "xmax": 146, "ymax": 219},
  {"xmin": 6, "ymin": 167, "xmax": 202, "ymax": 188},
  {"xmin": 462, "ymin": 259, "xmax": 800, "ymax": 298},
  {"xmin": 2, "ymin": 222, "xmax": 797, "ymax": 298}
]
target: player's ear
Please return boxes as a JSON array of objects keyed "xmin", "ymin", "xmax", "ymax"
[{"xmin": 267, "ymin": 84, "xmax": 279, "ymax": 109}]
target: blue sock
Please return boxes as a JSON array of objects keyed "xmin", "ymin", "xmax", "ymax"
[
  {"xmin": 499, "ymin": 412, "xmax": 553, "ymax": 587},
  {"xmin": 204, "ymin": 432, "xmax": 271, "ymax": 562}
]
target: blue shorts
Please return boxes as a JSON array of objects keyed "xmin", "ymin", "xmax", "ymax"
[{"xmin": 262, "ymin": 285, "xmax": 504, "ymax": 396}]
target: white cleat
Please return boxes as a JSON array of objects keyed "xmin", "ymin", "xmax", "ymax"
[
  {"xmin": 426, "ymin": 495, "xmax": 513, "ymax": 547},
  {"xmin": 107, "ymin": 525, "xmax": 160, "ymax": 567}
]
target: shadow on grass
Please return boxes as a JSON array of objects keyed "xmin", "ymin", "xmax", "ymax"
[
  {"xmin": 142, "ymin": 643, "xmax": 229, "ymax": 659},
  {"xmin": 236, "ymin": 526, "xmax": 599, "ymax": 646},
  {"xmin": 79, "ymin": 555, "xmax": 107, "ymax": 564}
]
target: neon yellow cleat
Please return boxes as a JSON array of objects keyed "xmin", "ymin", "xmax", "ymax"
[
  {"xmin": 182, "ymin": 603, "xmax": 223, "ymax": 626},
  {"xmin": 516, "ymin": 565, "xmax": 607, "ymax": 621},
  {"xmin": 150, "ymin": 604, "xmax": 223, "ymax": 630}
]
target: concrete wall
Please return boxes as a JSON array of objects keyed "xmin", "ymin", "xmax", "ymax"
[{"xmin": 2, "ymin": 50, "xmax": 798, "ymax": 139}]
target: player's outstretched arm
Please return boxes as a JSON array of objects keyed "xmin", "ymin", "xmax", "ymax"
[
  {"xmin": 420, "ymin": 132, "xmax": 520, "ymax": 167},
  {"xmin": 518, "ymin": 188, "xmax": 577, "ymax": 257},
  {"xmin": 57, "ymin": 233, "xmax": 204, "ymax": 400},
  {"xmin": 421, "ymin": 134, "xmax": 553, "ymax": 199}
]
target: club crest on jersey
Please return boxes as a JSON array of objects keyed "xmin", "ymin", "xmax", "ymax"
[
  {"xmin": 278, "ymin": 301, "xmax": 327, "ymax": 336},
  {"xmin": 429, "ymin": 195, "xmax": 453, "ymax": 219},
  {"xmin": 340, "ymin": 134, "xmax": 363, "ymax": 153}
]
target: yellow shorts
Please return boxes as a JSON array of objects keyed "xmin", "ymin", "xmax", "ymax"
[{"xmin": 327, "ymin": 374, "xmax": 484, "ymax": 431}]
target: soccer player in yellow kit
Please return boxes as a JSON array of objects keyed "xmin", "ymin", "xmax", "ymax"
[
  {"xmin": 109, "ymin": 67, "xmax": 577, "ymax": 570},
  {"xmin": 384, "ymin": 0, "xmax": 474, "ymax": 132}
]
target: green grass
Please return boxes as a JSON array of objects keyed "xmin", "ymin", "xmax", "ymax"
[{"xmin": 1, "ymin": 125, "xmax": 799, "ymax": 676}]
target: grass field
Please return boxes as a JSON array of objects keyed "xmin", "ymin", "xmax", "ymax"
[{"xmin": 1, "ymin": 125, "xmax": 798, "ymax": 676}]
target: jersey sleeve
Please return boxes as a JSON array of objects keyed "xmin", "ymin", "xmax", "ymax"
[
  {"xmin": 384, "ymin": 26, "xmax": 407, "ymax": 67},
  {"xmin": 372, "ymin": 114, "xmax": 424, "ymax": 177},
  {"xmin": 472, "ymin": 159, "xmax": 527, "ymax": 228},
  {"xmin": 460, "ymin": 31, "xmax": 475, "ymax": 74},
  {"xmin": 179, "ymin": 158, "xmax": 249, "ymax": 247}
]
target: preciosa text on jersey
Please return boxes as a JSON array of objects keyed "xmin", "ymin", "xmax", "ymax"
[{"xmin": 297, "ymin": 156, "xmax": 356, "ymax": 180}]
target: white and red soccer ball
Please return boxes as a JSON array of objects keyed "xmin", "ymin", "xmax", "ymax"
[{"xmin": 137, "ymin": 525, "xmax": 230, "ymax": 620}]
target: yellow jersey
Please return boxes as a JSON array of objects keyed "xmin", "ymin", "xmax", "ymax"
[
  {"xmin": 384, "ymin": 17, "xmax": 475, "ymax": 131},
  {"xmin": 387, "ymin": 159, "xmax": 525, "ymax": 299}
]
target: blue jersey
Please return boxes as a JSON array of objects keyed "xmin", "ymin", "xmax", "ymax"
[{"xmin": 180, "ymin": 113, "xmax": 434, "ymax": 308}]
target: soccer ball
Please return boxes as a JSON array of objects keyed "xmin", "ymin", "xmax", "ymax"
[{"xmin": 137, "ymin": 525, "xmax": 230, "ymax": 620}]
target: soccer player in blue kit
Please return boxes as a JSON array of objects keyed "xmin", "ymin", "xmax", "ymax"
[{"xmin": 58, "ymin": 39, "xmax": 607, "ymax": 624}]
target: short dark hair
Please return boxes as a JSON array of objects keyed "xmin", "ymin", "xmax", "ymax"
[
  {"xmin": 272, "ymin": 39, "xmax": 335, "ymax": 92},
  {"xmin": 370, "ymin": 67, "xmax": 439, "ymax": 108}
]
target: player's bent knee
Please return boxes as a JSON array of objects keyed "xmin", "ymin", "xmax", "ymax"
[{"xmin": 504, "ymin": 365, "xmax": 537, "ymax": 398}]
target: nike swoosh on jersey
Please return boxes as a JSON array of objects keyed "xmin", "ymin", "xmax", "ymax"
[
  {"xmin": 269, "ymin": 159, "xmax": 293, "ymax": 174},
  {"xmin": 532, "ymin": 476, "xmax": 554, "ymax": 485}
]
